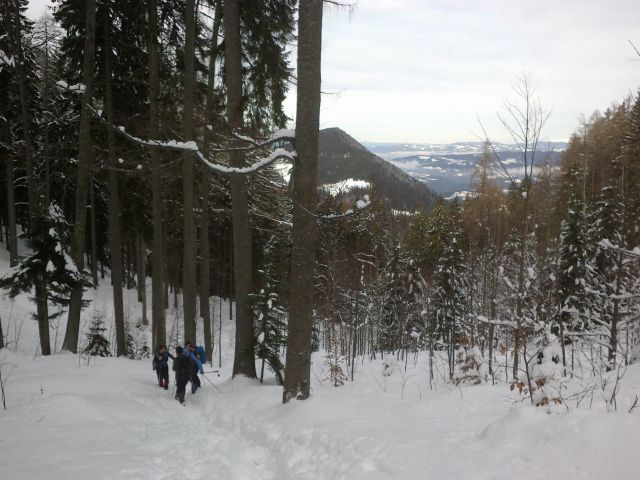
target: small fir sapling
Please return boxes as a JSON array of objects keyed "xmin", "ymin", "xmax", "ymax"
[
  {"xmin": 252, "ymin": 278, "xmax": 287, "ymax": 385},
  {"xmin": 84, "ymin": 314, "xmax": 111, "ymax": 357}
]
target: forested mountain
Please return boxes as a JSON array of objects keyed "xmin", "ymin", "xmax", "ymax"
[{"xmin": 318, "ymin": 127, "xmax": 440, "ymax": 211}]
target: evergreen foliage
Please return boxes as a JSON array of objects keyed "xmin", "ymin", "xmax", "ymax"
[{"xmin": 253, "ymin": 269, "xmax": 287, "ymax": 385}]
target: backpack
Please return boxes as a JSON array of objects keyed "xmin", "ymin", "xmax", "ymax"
[{"xmin": 195, "ymin": 345, "xmax": 207, "ymax": 364}]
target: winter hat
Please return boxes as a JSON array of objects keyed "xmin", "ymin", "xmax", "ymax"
[{"xmin": 176, "ymin": 346, "xmax": 184, "ymax": 354}]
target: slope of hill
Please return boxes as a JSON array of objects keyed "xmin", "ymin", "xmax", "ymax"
[
  {"xmin": 318, "ymin": 128, "xmax": 440, "ymax": 211},
  {"xmin": 3, "ymin": 246, "xmax": 640, "ymax": 480}
]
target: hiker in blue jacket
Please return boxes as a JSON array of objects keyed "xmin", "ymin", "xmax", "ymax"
[
  {"xmin": 184, "ymin": 341, "xmax": 204, "ymax": 394},
  {"xmin": 152, "ymin": 345, "xmax": 172, "ymax": 389}
]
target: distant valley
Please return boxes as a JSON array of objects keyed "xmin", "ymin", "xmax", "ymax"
[{"xmin": 363, "ymin": 141, "xmax": 568, "ymax": 197}]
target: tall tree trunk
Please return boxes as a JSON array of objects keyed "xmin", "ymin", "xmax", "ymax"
[
  {"xmin": 13, "ymin": 0, "xmax": 50, "ymax": 354},
  {"xmin": 182, "ymin": 0, "xmax": 197, "ymax": 343},
  {"xmin": 148, "ymin": 0, "xmax": 165, "ymax": 351},
  {"xmin": 42, "ymin": 16, "xmax": 51, "ymax": 207},
  {"xmin": 607, "ymin": 252, "xmax": 623, "ymax": 371},
  {"xmin": 200, "ymin": 180, "xmax": 212, "ymax": 360},
  {"xmin": 137, "ymin": 235, "xmax": 148, "ymax": 325},
  {"xmin": 2, "ymin": 4, "xmax": 17, "ymax": 266},
  {"xmin": 89, "ymin": 170, "xmax": 98, "ymax": 287},
  {"xmin": 282, "ymin": 0, "xmax": 323, "ymax": 403},
  {"xmin": 62, "ymin": 0, "xmax": 97, "ymax": 353},
  {"xmin": 104, "ymin": 12, "xmax": 126, "ymax": 356},
  {"xmin": 225, "ymin": 0, "xmax": 256, "ymax": 378},
  {"xmin": 3, "ymin": 158, "xmax": 17, "ymax": 267},
  {"xmin": 200, "ymin": 0, "xmax": 221, "ymax": 363},
  {"xmin": 35, "ymin": 282, "xmax": 51, "ymax": 355},
  {"xmin": 11, "ymin": 1, "xmax": 36, "ymax": 223}
]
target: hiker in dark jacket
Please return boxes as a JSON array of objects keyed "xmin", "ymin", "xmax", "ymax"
[
  {"xmin": 172, "ymin": 346, "xmax": 194, "ymax": 404},
  {"xmin": 152, "ymin": 345, "xmax": 171, "ymax": 389},
  {"xmin": 184, "ymin": 341, "xmax": 204, "ymax": 394}
]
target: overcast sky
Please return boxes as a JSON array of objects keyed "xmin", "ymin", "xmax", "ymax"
[{"xmin": 28, "ymin": 0, "xmax": 640, "ymax": 143}]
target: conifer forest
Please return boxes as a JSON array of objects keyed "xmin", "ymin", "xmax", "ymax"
[{"xmin": 1, "ymin": 1, "xmax": 639, "ymax": 479}]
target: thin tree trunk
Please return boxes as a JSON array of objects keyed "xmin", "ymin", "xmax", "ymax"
[
  {"xmin": 181, "ymin": 0, "xmax": 198, "ymax": 344},
  {"xmin": 200, "ymin": 183, "xmax": 212, "ymax": 359},
  {"xmin": 12, "ymin": 0, "xmax": 50, "ymax": 353},
  {"xmin": 607, "ymin": 253, "xmax": 622, "ymax": 371},
  {"xmin": 89, "ymin": 171, "xmax": 98, "ymax": 287},
  {"xmin": 11, "ymin": 0, "xmax": 36, "ymax": 223},
  {"xmin": 62, "ymin": 0, "xmax": 97, "ymax": 353},
  {"xmin": 35, "ymin": 282, "xmax": 51, "ymax": 355},
  {"xmin": 4, "ymin": 158, "xmax": 17, "ymax": 267},
  {"xmin": 282, "ymin": 0, "xmax": 323, "ymax": 402},
  {"xmin": 148, "ymin": 0, "xmax": 165, "ymax": 351},
  {"xmin": 104, "ymin": 9, "xmax": 127, "ymax": 354},
  {"xmin": 137, "ymin": 235, "xmax": 148, "ymax": 325},
  {"xmin": 200, "ymin": 0, "xmax": 221, "ymax": 362},
  {"xmin": 225, "ymin": 0, "xmax": 256, "ymax": 378},
  {"xmin": 42, "ymin": 16, "xmax": 51, "ymax": 207}
]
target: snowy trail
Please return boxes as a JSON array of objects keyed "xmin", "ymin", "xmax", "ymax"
[
  {"xmin": 3, "ymin": 350, "xmax": 640, "ymax": 479},
  {"xmin": 0, "ymin": 353, "xmax": 387, "ymax": 480},
  {"xmin": 0, "ymin": 354, "xmax": 281, "ymax": 480}
]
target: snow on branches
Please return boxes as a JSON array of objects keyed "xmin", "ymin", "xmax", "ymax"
[{"xmin": 56, "ymin": 80, "xmax": 297, "ymax": 175}]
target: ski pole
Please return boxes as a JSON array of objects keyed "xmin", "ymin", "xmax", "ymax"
[{"xmin": 201, "ymin": 372, "xmax": 223, "ymax": 393}]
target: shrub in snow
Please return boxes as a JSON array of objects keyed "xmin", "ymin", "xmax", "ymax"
[
  {"xmin": 381, "ymin": 357, "xmax": 396, "ymax": 377},
  {"xmin": 512, "ymin": 324, "xmax": 564, "ymax": 407},
  {"xmin": 125, "ymin": 323, "xmax": 150, "ymax": 360},
  {"xmin": 323, "ymin": 350, "xmax": 348, "ymax": 387},
  {"xmin": 529, "ymin": 330, "xmax": 564, "ymax": 407},
  {"xmin": 452, "ymin": 347, "xmax": 485, "ymax": 385},
  {"xmin": 320, "ymin": 322, "xmax": 349, "ymax": 387}
]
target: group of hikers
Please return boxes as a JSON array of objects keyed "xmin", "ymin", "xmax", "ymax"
[{"xmin": 152, "ymin": 341, "xmax": 206, "ymax": 404}]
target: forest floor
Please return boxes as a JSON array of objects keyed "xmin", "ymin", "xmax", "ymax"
[{"xmin": 2, "ymin": 250, "xmax": 640, "ymax": 479}]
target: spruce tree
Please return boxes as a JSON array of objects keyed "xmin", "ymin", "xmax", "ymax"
[
  {"xmin": 252, "ymin": 273, "xmax": 287, "ymax": 385},
  {"xmin": 0, "ymin": 204, "xmax": 88, "ymax": 355}
]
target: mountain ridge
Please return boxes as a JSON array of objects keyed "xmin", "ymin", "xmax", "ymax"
[{"xmin": 318, "ymin": 127, "xmax": 440, "ymax": 212}]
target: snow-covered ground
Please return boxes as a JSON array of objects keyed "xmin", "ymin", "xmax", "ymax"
[{"xmin": 2, "ymin": 246, "xmax": 640, "ymax": 479}]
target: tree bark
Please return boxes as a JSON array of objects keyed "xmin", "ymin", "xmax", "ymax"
[
  {"xmin": 3, "ymin": 158, "xmax": 17, "ymax": 267},
  {"xmin": 11, "ymin": 0, "xmax": 36, "ymax": 223},
  {"xmin": 104, "ymin": 12, "xmax": 126, "ymax": 356},
  {"xmin": 607, "ymin": 252, "xmax": 623, "ymax": 371},
  {"xmin": 89, "ymin": 169, "xmax": 98, "ymax": 287},
  {"xmin": 2, "ymin": 6, "xmax": 17, "ymax": 266},
  {"xmin": 148, "ymin": 0, "xmax": 165, "ymax": 351},
  {"xmin": 182, "ymin": 0, "xmax": 197, "ymax": 343},
  {"xmin": 200, "ymin": 0, "xmax": 221, "ymax": 363},
  {"xmin": 225, "ymin": 0, "xmax": 256, "ymax": 378},
  {"xmin": 200, "ymin": 181, "xmax": 212, "ymax": 360},
  {"xmin": 62, "ymin": 0, "xmax": 97, "ymax": 353},
  {"xmin": 137, "ymin": 235, "xmax": 148, "ymax": 325},
  {"xmin": 35, "ymin": 282, "xmax": 51, "ymax": 355},
  {"xmin": 282, "ymin": 0, "xmax": 323, "ymax": 403}
]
